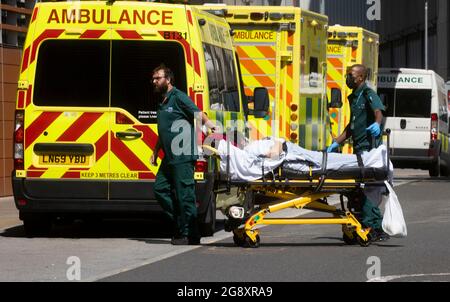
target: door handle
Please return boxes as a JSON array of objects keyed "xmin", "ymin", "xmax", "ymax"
[
  {"xmin": 116, "ymin": 131, "xmax": 142, "ymax": 139},
  {"xmin": 400, "ymin": 119, "xmax": 406, "ymax": 129}
]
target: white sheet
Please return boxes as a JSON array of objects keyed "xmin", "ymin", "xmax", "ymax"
[{"xmin": 217, "ymin": 137, "xmax": 393, "ymax": 182}]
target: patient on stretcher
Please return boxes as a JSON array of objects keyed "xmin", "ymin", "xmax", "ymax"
[{"xmin": 205, "ymin": 136, "xmax": 393, "ymax": 182}]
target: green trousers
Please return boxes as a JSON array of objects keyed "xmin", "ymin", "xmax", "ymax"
[
  {"xmin": 154, "ymin": 160, "xmax": 198, "ymax": 238},
  {"xmin": 361, "ymin": 196, "xmax": 383, "ymax": 230}
]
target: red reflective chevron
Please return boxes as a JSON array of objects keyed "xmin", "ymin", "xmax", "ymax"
[
  {"xmin": 110, "ymin": 132, "xmax": 149, "ymax": 171},
  {"xmin": 57, "ymin": 112, "xmax": 103, "ymax": 142},
  {"xmin": 30, "ymin": 29, "xmax": 65, "ymax": 65},
  {"xmin": 17, "ymin": 91, "xmax": 25, "ymax": 109},
  {"xmin": 31, "ymin": 7, "xmax": 38, "ymax": 23},
  {"xmin": 62, "ymin": 171, "xmax": 80, "ymax": 179},
  {"xmin": 80, "ymin": 30, "xmax": 107, "ymax": 39},
  {"xmin": 27, "ymin": 171, "xmax": 45, "ymax": 178},
  {"xmin": 25, "ymin": 85, "xmax": 32, "ymax": 107},
  {"xmin": 132, "ymin": 125, "xmax": 158, "ymax": 150},
  {"xmin": 25, "ymin": 111, "xmax": 62, "ymax": 149},
  {"xmin": 192, "ymin": 48, "xmax": 201, "ymax": 76},
  {"xmin": 95, "ymin": 131, "xmax": 109, "ymax": 162},
  {"xmin": 116, "ymin": 30, "xmax": 143, "ymax": 40},
  {"xmin": 21, "ymin": 46, "xmax": 30, "ymax": 73}
]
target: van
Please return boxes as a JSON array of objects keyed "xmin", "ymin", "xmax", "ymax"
[
  {"xmin": 326, "ymin": 25, "xmax": 379, "ymax": 154},
  {"xmin": 200, "ymin": 5, "xmax": 330, "ymax": 150},
  {"xmin": 377, "ymin": 68, "xmax": 449, "ymax": 176},
  {"xmin": 12, "ymin": 1, "xmax": 258, "ymax": 236}
]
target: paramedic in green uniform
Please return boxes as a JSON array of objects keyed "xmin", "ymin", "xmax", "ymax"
[
  {"xmin": 326, "ymin": 64, "xmax": 389, "ymax": 242},
  {"xmin": 150, "ymin": 65, "xmax": 217, "ymax": 245}
]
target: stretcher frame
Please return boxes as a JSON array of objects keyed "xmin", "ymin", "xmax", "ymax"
[{"xmin": 203, "ymin": 130, "xmax": 391, "ymax": 248}]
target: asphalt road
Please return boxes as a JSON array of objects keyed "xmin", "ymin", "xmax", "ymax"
[
  {"xmin": 100, "ymin": 178, "xmax": 450, "ymax": 282},
  {"xmin": 1, "ymin": 169, "xmax": 449, "ymax": 282}
]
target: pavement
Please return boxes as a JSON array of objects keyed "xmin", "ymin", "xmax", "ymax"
[{"xmin": 0, "ymin": 196, "xmax": 19, "ymax": 230}]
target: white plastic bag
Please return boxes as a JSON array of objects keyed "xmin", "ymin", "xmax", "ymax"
[{"xmin": 382, "ymin": 181, "xmax": 407, "ymax": 237}]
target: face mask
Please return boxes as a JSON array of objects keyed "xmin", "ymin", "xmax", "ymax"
[{"xmin": 346, "ymin": 74, "xmax": 357, "ymax": 89}]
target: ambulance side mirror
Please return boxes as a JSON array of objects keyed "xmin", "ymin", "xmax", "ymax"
[
  {"xmin": 329, "ymin": 88, "xmax": 342, "ymax": 108},
  {"xmin": 252, "ymin": 87, "xmax": 269, "ymax": 118}
]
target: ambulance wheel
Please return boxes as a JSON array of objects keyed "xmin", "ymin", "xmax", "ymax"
[
  {"xmin": 342, "ymin": 232, "xmax": 357, "ymax": 245},
  {"xmin": 243, "ymin": 234, "xmax": 260, "ymax": 248},
  {"xmin": 199, "ymin": 193, "xmax": 216, "ymax": 237},
  {"xmin": 23, "ymin": 214, "xmax": 52, "ymax": 237},
  {"xmin": 429, "ymin": 158, "xmax": 440, "ymax": 177}
]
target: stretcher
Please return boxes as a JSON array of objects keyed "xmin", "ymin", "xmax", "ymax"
[{"xmin": 203, "ymin": 130, "xmax": 392, "ymax": 248}]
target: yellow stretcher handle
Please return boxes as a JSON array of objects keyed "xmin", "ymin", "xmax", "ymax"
[{"xmin": 202, "ymin": 145, "xmax": 219, "ymax": 156}]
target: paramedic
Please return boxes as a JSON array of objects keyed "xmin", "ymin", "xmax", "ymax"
[
  {"xmin": 326, "ymin": 64, "xmax": 389, "ymax": 242},
  {"xmin": 150, "ymin": 65, "xmax": 217, "ymax": 245}
]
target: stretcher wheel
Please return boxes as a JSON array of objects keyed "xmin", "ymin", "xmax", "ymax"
[
  {"xmin": 342, "ymin": 232, "xmax": 357, "ymax": 245},
  {"xmin": 243, "ymin": 234, "xmax": 260, "ymax": 248},
  {"xmin": 356, "ymin": 236, "xmax": 370, "ymax": 247},
  {"xmin": 233, "ymin": 234, "xmax": 245, "ymax": 247}
]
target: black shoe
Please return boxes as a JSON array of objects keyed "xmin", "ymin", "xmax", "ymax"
[
  {"xmin": 171, "ymin": 236, "xmax": 188, "ymax": 245},
  {"xmin": 369, "ymin": 229, "xmax": 390, "ymax": 242},
  {"xmin": 171, "ymin": 236, "xmax": 201, "ymax": 245}
]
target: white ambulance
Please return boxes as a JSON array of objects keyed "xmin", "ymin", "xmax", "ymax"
[{"xmin": 377, "ymin": 68, "xmax": 449, "ymax": 177}]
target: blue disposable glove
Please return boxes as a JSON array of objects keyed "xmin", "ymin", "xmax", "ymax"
[
  {"xmin": 366, "ymin": 122, "xmax": 381, "ymax": 137},
  {"xmin": 326, "ymin": 141, "xmax": 339, "ymax": 153}
]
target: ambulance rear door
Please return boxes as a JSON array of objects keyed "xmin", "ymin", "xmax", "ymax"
[
  {"xmin": 23, "ymin": 2, "xmax": 112, "ymax": 200},
  {"xmin": 108, "ymin": 3, "xmax": 192, "ymax": 200}
]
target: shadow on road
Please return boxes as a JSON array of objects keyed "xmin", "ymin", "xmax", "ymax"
[{"xmin": 0, "ymin": 216, "xmax": 225, "ymax": 241}]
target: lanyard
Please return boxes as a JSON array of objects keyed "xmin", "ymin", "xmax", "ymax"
[{"xmin": 351, "ymin": 92, "xmax": 364, "ymax": 129}]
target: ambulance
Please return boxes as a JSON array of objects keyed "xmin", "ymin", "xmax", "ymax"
[
  {"xmin": 12, "ymin": 1, "xmax": 257, "ymax": 236},
  {"xmin": 326, "ymin": 25, "xmax": 379, "ymax": 153},
  {"xmin": 201, "ymin": 5, "xmax": 330, "ymax": 151},
  {"xmin": 378, "ymin": 68, "xmax": 450, "ymax": 177}
]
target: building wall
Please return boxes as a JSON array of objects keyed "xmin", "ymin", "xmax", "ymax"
[
  {"xmin": 378, "ymin": 0, "xmax": 448, "ymax": 81},
  {"xmin": 0, "ymin": 46, "xmax": 20, "ymax": 197},
  {"xmin": 1, "ymin": 0, "xmax": 33, "ymax": 197}
]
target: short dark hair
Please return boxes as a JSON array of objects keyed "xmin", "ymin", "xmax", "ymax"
[
  {"xmin": 350, "ymin": 64, "xmax": 368, "ymax": 80},
  {"xmin": 153, "ymin": 64, "xmax": 175, "ymax": 84}
]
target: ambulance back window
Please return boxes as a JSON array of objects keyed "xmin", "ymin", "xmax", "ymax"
[
  {"xmin": 33, "ymin": 39, "xmax": 187, "ymax": 120},
  {"xmin": 34, "ymin": 40, "xmax": 110, "ymax": 107}
]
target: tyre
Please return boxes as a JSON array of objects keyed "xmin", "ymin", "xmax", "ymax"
[
  {"xmin": 429, "ymin": 158, "xmax": 440, "ymax": 177},
  {"xmin": 199, "ymin": 193, "xmax": 216, "ymax": 237},
  {"xmin": 23, "ymin": 214, "xmax": 52, "ymax": 237},
  {"xmin": 342, "ymin": 232, "xmax": 357, "ymax": 245}
]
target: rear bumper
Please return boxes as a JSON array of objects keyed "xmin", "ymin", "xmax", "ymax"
[
  {"xmin": 390, "ymin": 143, "xmax": 440, "ymax": 167},
  {"xmin": 12, "ymin": 172, "xmax": 214, "ymax": 217}
]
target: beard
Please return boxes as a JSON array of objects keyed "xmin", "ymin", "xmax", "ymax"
[{"xmin": 154, "ymin": 82, "xmax": 168, "ymax": 94}]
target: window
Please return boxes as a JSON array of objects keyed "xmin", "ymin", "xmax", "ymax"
[
  {"xmin": 204, "ymin": 43, "xmax": 239, "ymax": 112},
  {"xmin": 34, "ymin": 40, "xmax": 110, "ymax": 107},
  {"xmin": 378, "ymin": 88, "xmax": 395, "ymax": 117},
  {"xmin": 34, "ymin": 40, "xmax": 187, "ymax": 124},
  {"xmin": 394, "ymin": 89, "xmax": 431, "ymax": 118},
  {"xmin": 111, "ymin": 41, "xmax": 186, "ymax": 123}
]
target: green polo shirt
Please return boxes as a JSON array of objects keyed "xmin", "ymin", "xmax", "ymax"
[
  {"xmin": 349, "ymin": 83, "xmax": 385, "ymax": 154},
  {"xmin": 157, "ymin": 87, "xmax": 201, "ymax": 164}
]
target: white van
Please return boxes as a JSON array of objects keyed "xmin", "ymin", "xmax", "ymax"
[{"xmin": 377, "ymin": 68, "xmax": 450, "ymax": 177}]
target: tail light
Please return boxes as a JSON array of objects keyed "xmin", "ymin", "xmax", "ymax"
[
  {"xmin": 116, "ymin": 112, "xmax": 134, "ymax": 124},
  {"xmin": 14, "ymin": 110, "xmax": 25, "ymax": 170},
  {"xmin": 430, "ymin": 113, "xmax": 438, "ymax": 141},
  {"xmin": 195, "ymin": 160, "xmax": 208, "ymax": 173}
]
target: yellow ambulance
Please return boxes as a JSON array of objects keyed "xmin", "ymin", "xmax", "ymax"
[
  {"xmin": 201, "ymin": 5, "xmax": 330, "ymax": 151},
  {"xmin": 12, "ymin": 0, "xmax": 255, "ymax": 236},
  {"xmin": 326, "ymin": 25, "xmax": 379, "ymax": 153}
]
